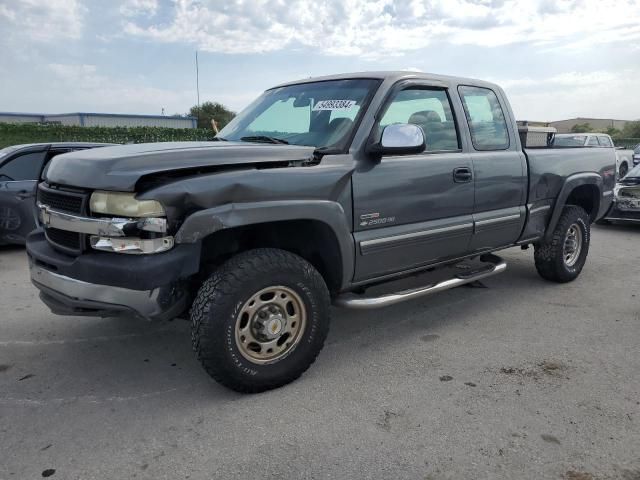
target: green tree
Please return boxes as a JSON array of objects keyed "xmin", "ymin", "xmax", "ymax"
[
  {"xmin": 605, "ymin": 127, "xmax": 621, "ymax": 138},
  {"xmin": 189, "ymin": 101, "xmax": 236, "ymax": 130},
  {"xmin": 621, "ymin": 120, "xmax": 640, "ymax": 138},
  {"xmin": 570, "ymin": 122, "xmax": 592, "ymax": 133}
]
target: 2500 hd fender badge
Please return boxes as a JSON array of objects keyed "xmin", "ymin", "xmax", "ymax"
[{"xmin": 359, "ymin": 213, "xmax": 396, "ymax": 227}]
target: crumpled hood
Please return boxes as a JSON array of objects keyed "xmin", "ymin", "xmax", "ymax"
[{"xmin": 45, "ymin": 141, "xmax": 316, "ymax": 191}]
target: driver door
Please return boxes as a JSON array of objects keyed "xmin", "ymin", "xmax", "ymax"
[
  {"xmin": 0, "ymin": 148, "xmax": 46, "ymax": 244},
  {"xmin": 352, "ymin": 85, "xmax": 474, "ymax": 281}
]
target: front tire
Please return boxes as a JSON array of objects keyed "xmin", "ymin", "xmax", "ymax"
[
  {"xmin": 534, "ymin": 205, "xmax": 590, "ymax": 283},
  {"xmin": 190, "ymin": 248, "xmax": 330, "ymax": 393}
]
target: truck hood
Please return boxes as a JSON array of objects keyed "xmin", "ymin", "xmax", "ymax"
[{"xmin": 45, "ymin": 141, "xmax": 317, "ymax": 191}]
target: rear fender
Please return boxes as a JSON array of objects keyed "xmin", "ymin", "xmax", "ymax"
[{"xmin": 545, "ymin": 173, "xmax": 603, "ymax": 240}]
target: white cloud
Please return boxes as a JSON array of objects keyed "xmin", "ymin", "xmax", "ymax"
[
  {"xmin": 44, "ymin": 63, "xmax": 195, "ymax": 115},
  {"xmin": 0, "ymin": 0, "xmax": 86, "ymax": 42},
  {"xmin": 495, "ymin": 71, "xmax": 618, "ymax": 90},
  {"xmin": 121, "ymin": 0, "xmax": 640, "ymax": 56},
  {"xmin": 120, "ymin": 0, "xmax": 158, "ymax": 17},
  {"xmin": 501, "ymin": 68, "xmax": 640, "ymax": 121}
]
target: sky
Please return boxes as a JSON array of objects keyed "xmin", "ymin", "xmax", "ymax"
[{"xmin": 0, "ymin": 0, "xmax": 639, "ymax": 122}]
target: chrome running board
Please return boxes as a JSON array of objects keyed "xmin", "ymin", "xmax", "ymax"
[{"xmin": 334, "ymin": 254, "xmax": 507, "ymax": 310}]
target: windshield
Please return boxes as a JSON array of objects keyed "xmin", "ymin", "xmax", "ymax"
[
  {"xmin": 553, "ymin": 135, "xmax": 587, "ymax": 147},
  {"xmin": 217, "ymin": 79, "xmax": 380, "ymax": 150},
  {"xmin": 634, "ymin": 145, "xmax": 640, "ymax": 154}
]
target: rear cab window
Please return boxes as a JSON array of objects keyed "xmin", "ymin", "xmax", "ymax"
[
  {"xmin": 586, "ymin": 136, "xmax": 599, "ymax": 147},
  {"xmin": 554, "ymin": 135, "xmax": 587, "ymax": 147},
  {"xmin": 458, "ymin": 86, "xmax": 510, "ymax": 151},
  {"xmin": 597, "ymin": 136, "xmax": 613, "ymax": 147}
]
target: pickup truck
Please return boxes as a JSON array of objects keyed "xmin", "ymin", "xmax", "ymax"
[
  {"xmin": 553, "ymin": 133, "xmax": 629, "ymax": 178},
  {"xmin": 27, "ymin": 72, "xmax": 616, "ymax": 393}
]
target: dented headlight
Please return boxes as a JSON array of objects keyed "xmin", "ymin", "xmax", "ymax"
[
  {"xmin": 90, "ymin": 191, "xmax": 165, "ymax": 218},
  {"xmin": 615, "ymin": 185, "xmax": 640, "ymax": 211}
]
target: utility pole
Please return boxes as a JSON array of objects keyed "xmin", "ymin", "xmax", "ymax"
[{"xmin": 195, "ymin": 51, "xmax": 201, "ymax": 128}]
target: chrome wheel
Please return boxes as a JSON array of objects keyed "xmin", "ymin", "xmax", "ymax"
[
  {"xmin": 234, "ymin": 286, "xmax": 307, "ymax": 364},
  {"xmin": 563, "ymin": 223, "xmax": 583, "ymax": 267}
]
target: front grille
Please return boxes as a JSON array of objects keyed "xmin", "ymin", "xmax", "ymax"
[
  {"xmin": 38, "ymin": 184, "xmax": 90, "ymax": 255},
  {"xmin": 45, "ymin": 228, "xmax": 83, "ymax": 251},
  {"xmin": 38, "ymin": 184, "xmax": 87, "ymax": 215}
]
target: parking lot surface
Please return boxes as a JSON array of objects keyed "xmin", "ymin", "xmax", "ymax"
[{"xmin": 1, "ymin": 225, "xmax": 639, "ymax": 480}]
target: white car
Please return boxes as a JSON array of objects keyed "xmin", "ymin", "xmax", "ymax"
[{"xmin": 553, "ymin": 133, "xmax": 631, "ymax": 178}]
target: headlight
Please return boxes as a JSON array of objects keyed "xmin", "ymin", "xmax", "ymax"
[{"xmin": 90, "ymin": 191, "xmax": 165, "ymax": 217}]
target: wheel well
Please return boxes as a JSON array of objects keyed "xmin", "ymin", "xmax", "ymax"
[
  {"xmin": 198, "ymin": 220, "xmax": 343, "ymax": 293},
  {"xmin": 565, "ymin": 184, "xmax": 600, "ymax": 221}
]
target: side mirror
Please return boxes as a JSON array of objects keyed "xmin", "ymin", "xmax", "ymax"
[{"xmin": 368, "ymin": 123, "xmax": 426, "ymax": 156}]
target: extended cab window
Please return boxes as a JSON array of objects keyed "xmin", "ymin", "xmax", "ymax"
[
  {"xmin": 0, "ymin": 152, "xmax": 45, "ymax": 181},
  {"xmin": 586, "ymin": 136, "xmax": 599, "ymax": 147},
  {"xmin": 458, "ymin": 86, "xmax": 510, "ymax": 151},
  {"xmin": 379, "ymin": 88, "xmax": 460, "ymax": 151}
]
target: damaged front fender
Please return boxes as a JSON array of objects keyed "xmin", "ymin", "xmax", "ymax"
[{"xmin": 174, "ymin": 200, "xmax": 355, "ymax": 290}]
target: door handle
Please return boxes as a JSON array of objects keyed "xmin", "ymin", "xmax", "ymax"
[
  {"xmin": 453, "ymin": 167, "xmax": 473, "ymax": 183},
  {"xmin": 16, "ymin": 190, "xmax": 33, "ymax": 199}
]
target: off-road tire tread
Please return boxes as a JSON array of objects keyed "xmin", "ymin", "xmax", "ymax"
[
  {"xmin": 190, "ymin": 248, "xmax": 330, "ymax": 393},
  {"xmin": 534, "ymin": 205, "xmax": 590, "ymax": 283}
]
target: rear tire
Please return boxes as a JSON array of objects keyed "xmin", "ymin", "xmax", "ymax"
[
  {"xmin": 190, "ymin": 248, "xmax": 330, "ymax": 393},
  {"xmin": 619, "ymin": 162, "xmax": 628, "ymax": 179},
  {"xmin": 534, "ymin": 206, "xmax": 590, "ymax": 283}
]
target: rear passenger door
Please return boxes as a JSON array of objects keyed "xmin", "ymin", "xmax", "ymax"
[
  {"xmin": 352, "ymin": 84, "xmax": 474, "ymax": 281},
  {"xmin": 457, "ymin": 86, "xmax": 527, "ymax": 251}
]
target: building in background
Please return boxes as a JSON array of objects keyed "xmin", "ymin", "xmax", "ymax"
[
  {"xmin": 549, "ymin": 117, "xmax": 629, "ymax": 133},
  {"xmin": 0, "ymin": 112, "xmax": 197, "ymax": 129}
]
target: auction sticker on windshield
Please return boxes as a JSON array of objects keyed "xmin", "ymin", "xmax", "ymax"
[{"xmin": 313, "ymin": 100, "xmax": 356, "ymax": 111}]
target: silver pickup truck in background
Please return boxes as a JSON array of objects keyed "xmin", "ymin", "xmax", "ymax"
[{"xmin": 553, "ymin": 133, "xmax": 632, "ymax": 178}]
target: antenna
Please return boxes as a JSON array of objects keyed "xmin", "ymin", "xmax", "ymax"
[{"xmin": 195, "ymin": 51, "xmax": 200, "ymax": 127}]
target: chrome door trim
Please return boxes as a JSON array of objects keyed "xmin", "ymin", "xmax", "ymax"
[
  {"xmin": 474, "ymin": 213, "xmax": 521, "ymax": 228},
  {"xmin": 529, "ymin": 204, "xmax": 551, "ymax": 215},
  {"xmin": 360, "ymin": 222, "xmax": 473, "ymax": 251}
]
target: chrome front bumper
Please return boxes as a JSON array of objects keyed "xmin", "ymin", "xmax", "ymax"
[
  {"xmin": 29, "ymin": 262, "xmax": 185, "ymax": 321},
  {"xmin": 37, "ymin": 202, "xmax": 167, "ymax": 236},
  {"xmin": 37, "ymin": 203, "xmax": 173, "ymax": 254}
]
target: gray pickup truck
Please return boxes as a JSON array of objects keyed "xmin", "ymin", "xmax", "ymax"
[{"xmin": 27, "ymin": 72, "xmax": 616, "ymax": 393}]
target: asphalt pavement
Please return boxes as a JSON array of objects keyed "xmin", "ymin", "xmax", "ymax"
[{"xmin": 1, "ymin": 224, "xmax": 639, "ymax": 480}]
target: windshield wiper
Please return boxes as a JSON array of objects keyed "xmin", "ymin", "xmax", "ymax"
[
  {"xmin": 240, "ymin": 135, "xmax": 289, "ymax": 145},
  {"xmin": 314, "ymin": 146, "xmax": 342, "ymax": 154},
  {"xmin": 212, "ymin": 136, "xmax": 228, "ymax": 141}
]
